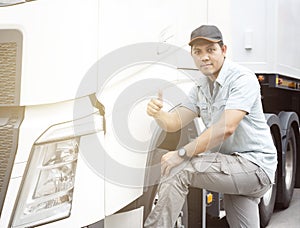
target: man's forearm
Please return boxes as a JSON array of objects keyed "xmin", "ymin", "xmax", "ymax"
[
  {"xmin": 184, "ymin": 123, "xmax": 230, "ymax": 157},
  {"xmin": 183, "ymin": 110, "xmax": 246, "ymax": 157},
  {"xmin": 154, "ymin": 110, "xmax": 181, "ymax": 132}
]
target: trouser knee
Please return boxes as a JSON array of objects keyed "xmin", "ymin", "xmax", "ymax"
[{"xmin": 160, "ymin": 170, "xmax": 192, "ymax": 193}]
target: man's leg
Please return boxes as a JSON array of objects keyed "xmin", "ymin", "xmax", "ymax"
[
  {"xmin": 144, "ymin": 153, "xmax": 271, "ymax": 227},
  {"xmin": 144, "ymin": 169, "xmax": 193, "ymax": 228},
  {"xmin": 143, "ymin": 152, "xmax": 235, "ymax": 228},
  {"xmin": 224, "ymin": 194, "xmax": 260, "ymax": 228}
]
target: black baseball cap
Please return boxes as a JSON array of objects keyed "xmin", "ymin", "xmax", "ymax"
[{"xmin": 189, "ymin": 25, "xmax": 223, "ymax": 46}]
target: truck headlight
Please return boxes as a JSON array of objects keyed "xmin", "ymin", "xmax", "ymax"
[{"xmin": 12, "ymin": 112, "xmax": 104, "ymax": 227}]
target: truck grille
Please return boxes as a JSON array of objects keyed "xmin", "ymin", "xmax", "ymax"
[
  {"xmin": 0, "ymin": 118, "xmax": 14, "ymax": 192},
  {"xmin": 0, "ymin": 29, "xmax": 23, "ymax": 216},
  {"xmin": 0, "ymin": 110, "xmax": 24, "ymax": 217},
  {"xmin": 0, "ymin": 42, "xmax": 17, "ymax": 105},
  {"xmin": 0, "ymin": 29, "xmax": 22, "ymax": 106}
]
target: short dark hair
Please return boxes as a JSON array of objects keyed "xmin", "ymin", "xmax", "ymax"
[{"xmin": 217, "ymin": 40, "xmax": 224, "ymax": 47}]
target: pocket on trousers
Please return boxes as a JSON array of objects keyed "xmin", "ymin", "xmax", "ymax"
[{"xmin": 255, "ymin": 168, "xmax": 271, "ymax": 186}]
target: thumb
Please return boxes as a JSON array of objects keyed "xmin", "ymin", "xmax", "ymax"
[{"xmin": 158, "ymin": 89, "xmax": 163, "ymax": 101}]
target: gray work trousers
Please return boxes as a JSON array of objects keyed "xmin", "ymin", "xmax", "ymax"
[{"xmin": 144, "ymin": 152, "xmax": 272, "ymax": 228}]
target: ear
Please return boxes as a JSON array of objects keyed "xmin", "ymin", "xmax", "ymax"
[{"xmin": 221, "ymin": 45, "xmax": 227, "ymax": 56}]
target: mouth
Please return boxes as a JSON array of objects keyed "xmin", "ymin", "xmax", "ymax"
[{"xmin": 200, "ymin": 63, "xmax": 213, "ymax": 68}]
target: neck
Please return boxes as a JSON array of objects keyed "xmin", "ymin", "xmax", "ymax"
[{"xmin": 208, "ymin": 75, "xmax": 217, "ymax": 82}]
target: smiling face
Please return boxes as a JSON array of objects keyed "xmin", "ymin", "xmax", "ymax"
[{"xmin": 191, "ymin": 39, "xmax": 227, "ymax": 80}]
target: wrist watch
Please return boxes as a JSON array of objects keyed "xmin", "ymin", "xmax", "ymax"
[{"xmin": 178, "ymin": 147, "xmax": 189, "ymax": 159}]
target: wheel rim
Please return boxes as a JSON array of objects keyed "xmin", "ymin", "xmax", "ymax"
[
  {"xmin": 262, "ymin": 131, "xmax": 276, "ymax": 207},
  {"xmin": 262, "ymin": 185, "xmax": 273, "ymax": 206},
  {"xmin": 261, "ymin": 131, "xmax": 276, "ymax": 207},
  {"xmin": 285, "ymin": 136, "xmax": 295, "ymax": 190}
]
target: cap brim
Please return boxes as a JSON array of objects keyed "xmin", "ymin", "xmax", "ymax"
[{"xmin": 188, "ymin": 37, "xmax": 221, "ymax": 46}]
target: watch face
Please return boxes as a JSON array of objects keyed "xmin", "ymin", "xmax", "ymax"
[{"xmin": 178, "ymin": 148, "xmax": 186, "ymax": 157}]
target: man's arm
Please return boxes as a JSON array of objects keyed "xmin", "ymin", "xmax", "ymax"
[
  {"xmin": 160, "ymin": 109, "xmax": 246, "ymax": 175},
  {"xmin": 147, "ymin": 95, "xmax": 197, "ymax": 132},
  {"xmin": 184, "ymin": 109, "xmax": 246, "ymax": 157}
]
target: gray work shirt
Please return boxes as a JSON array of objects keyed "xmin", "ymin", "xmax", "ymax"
[{"xmin": 181, "ymin": 59, "xmax": 277, "ymax": 182}]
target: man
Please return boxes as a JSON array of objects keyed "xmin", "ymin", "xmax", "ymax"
[{"xmin": 144, "ymin": 25, "xmax": 277, "ymax": 227}]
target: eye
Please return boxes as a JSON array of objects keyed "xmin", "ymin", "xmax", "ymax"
[{"xmin": 207, "ymin": 48, "xmax": 214, "ymax": 53}]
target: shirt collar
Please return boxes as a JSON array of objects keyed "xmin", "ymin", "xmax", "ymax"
[{"xmin": 215, "ymin": 58, "xmax": 229, "ymax": 87}]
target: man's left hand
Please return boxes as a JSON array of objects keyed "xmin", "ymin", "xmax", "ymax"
[{"xmin": 161, "ymin": 151, "xmax": 185, "ymax": 176}]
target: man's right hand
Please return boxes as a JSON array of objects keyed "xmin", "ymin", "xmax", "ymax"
[{"xmin": 146, "ymin": 90, "xmax": 163, "ymax": 118}]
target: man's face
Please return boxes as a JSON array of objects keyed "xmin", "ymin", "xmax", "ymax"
[{"xmin": 191, "ymin": 40, "xmax": 227, "ymax": 79}]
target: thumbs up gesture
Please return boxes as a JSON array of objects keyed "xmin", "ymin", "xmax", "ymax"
[{"xmin": 147, "ymin": 90, "xmax": 163, "ymax": 118}]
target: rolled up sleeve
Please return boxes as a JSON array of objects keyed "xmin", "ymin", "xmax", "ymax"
[
  {"xmin": 180, "ymin": 86, "xmax": 200, "ymax": 116},
  {"xmin": 225, "ymin": 74, "xmax": 260, "ymax": 113}
]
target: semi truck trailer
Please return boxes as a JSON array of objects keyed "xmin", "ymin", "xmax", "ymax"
[{"xmin": 0, "ymin": 0, "xmax": 299, "ymax": 227}]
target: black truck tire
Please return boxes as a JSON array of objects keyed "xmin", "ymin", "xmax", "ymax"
[
  {"xmin": 259, "ymin": 114, "xmax": 282, "ymax": 227},
  {"xmin": 259, "ymin": 171, "xmax": 277, "ymax": 228},
  {"xmin": 277, "ymin": 127, "xmax": 297, "ymax": 209}
]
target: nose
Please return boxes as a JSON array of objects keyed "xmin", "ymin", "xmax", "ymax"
[{"xmin": 201, "ymin": 53, "xmax": 209, "ymax": 61}]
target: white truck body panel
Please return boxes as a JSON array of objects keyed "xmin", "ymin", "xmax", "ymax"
[
  {"xmin": 100, "ymin": 62, "xmax": 195, "ymax": 215},
  {"xmin": 276, "ymin": 0, "xmax": 300, "ymax": 78},
  {"xmin": 0, "ymin": 0, "xmax": 98, "ymax": 105},
  {"xmin": 207, "ymin": 0, "xmax": 300, "ymax": 79}
]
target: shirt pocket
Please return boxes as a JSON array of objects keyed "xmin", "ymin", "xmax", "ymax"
[
  {"xmin": 212, "ymin": 99, "xmax": 227, "ymax": 111},
  {"xmin": 198, "ymin": 102, "xmax": 210, "ymax": 127},
  {"xmin": 212, "ymin": 99, "xmax": 227, "ymax": 121}
]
